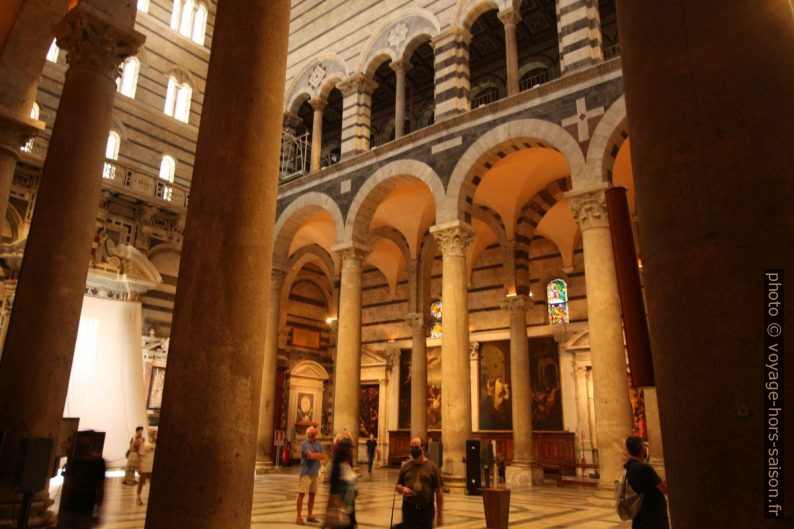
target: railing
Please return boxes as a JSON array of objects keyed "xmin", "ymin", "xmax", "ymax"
[
  {"xmin": 101, "ymin": 159, "xmax": 189, "ymax": 208},
  {"xmin": 471, "ymin": 87, "xmax": 500, "ymax": 109},
  {"xmin": 280, "ymin": 131, "xmax": 310, "ymax": 180},
  {"xmin": 519, "ymin": 68, "xmax": 555, "ymax": 92},
  {"xmin": 604, "ymin": 43, "xmax": 620, "ymax": 60}
]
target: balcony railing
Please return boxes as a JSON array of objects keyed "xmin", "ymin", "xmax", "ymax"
[
  {"xmin": 280, "ymin": 131, "xmax": 310, "ymax": 181},
  {"xmin": 519, "ymin": 68, "xmax": 557, "ymax": 92},
  {"xmin": 102, "ymin": 160, "xmax": 189, "ymax": 208},
  {"xmin": 604, "ymin": 43, "xmax": 621, "ymax": 60}
]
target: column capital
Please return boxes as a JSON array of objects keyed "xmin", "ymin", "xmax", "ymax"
[
  {"xmin": 497, "ymin": 9, "xmax": 522, "ymax": 26},
  {"xmin": 433, "ymin": 25, "xmax": 473, "ymax": 46},
  {"xmin": 54, "ymin": 5, "xmax": 145, "ymax": 82},
  {"xmin": 501, "ymin": 294, "xmax": 530, "ymax": 313},
  {"xmin": 389, "ymin": 59, "xmax": 413, "ymax": 74},
  {"xmin": 565, "ymin": 183, "xmax": 611, "ymax": 231},
  {"xmin": 309, "ymin": 96, "xmax": 328, "ymax": 111},
  {"xmin": 338, "ymin": 73, "xmax": 378, "ymax": 96},
  {"xmin": 332, "ymin": 241, "xmax": 371, "ymax": 262},
  {"xmin": 430, "ymin": 221, "xmax": 475, "ymax": 257},
  {"xmin": 469, "ymin": 340, "xmax": 480, "ymax": 360},
  {"xmin": 404, "ymin": 312, "xmax": 426, "ymax": 333},
  {"xmin": 0, "ymin": 110, "xmax": 43, "ymax": 155}
]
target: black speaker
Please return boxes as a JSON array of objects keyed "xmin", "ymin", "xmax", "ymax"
[
  {"xmin": 14, "ymin": 437, "xmax": 53, "ymax": 493},
  {"xmin": 466, "ymin": 439, "xmax": 481, "ymax": 495}
]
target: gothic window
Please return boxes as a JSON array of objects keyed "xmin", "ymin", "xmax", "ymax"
[
  {"xmin": 547, "ymin": 279, "xmax": 569, "ymax": 324},
  {"xmin": 46, "ymin": 39, "xmax": 59, "ymax": 63},
  {"xmin": 430, "ymin": 299, "xmax": 442, "ymax": 338},
  {"xmin": 20, "ymin": 103, "xmax": 39, "ymax": 153},
  {"xmin": 159, "ymin": 155, "xmax": 176, "ymax": 182},
  {"xmin": 164, "ymin": 75, "xmax": 192, "ymax": 123},
  {"xmin": 117, "ymin": 57, "xmax": 140, "ymax": 98},
  {"xmin": 172, "ymin": 0, "xmax": 207, "ymax": 45}
]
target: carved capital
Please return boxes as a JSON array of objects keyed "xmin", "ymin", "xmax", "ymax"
[
  {"xmin": 497, "ymin": 9, "xmax": 522, "ymax": 27},
  {"xmin": 54, "ymin": 6, "xmax": 145, "ymax": 81},
  {"xmin": 389, "ymin": 59, "xmax": 413, "ymax": 75},
  {"xmin": 0, "ymin": 111, "xmax": 42, "ymax": 155},
  {"xmin": 333, "ymin": 242, "xmax": 370, "ymax": 264},
  {"xmin": 404, "ymin": 312, "xmax": 426, "ymax": 334},
  {"xmin": 337, "ymin": 73, "xmax": 378, "ymax": 96},
  {"xmin": 469, "ymin": 340, "xmax": 480, "ymax": 361},
  {"xmin": 502, "ymin": 294, "xmax": 530, "ymax": 313},
  {"xmin": 309, "ymin": 97, "xmax": 328, "ymax": 112},
  {"xmin": 565, "ymin": 184, "xmax": 610, "ymax": 231},
  {"xmin": 431, "ymin": 222, "xmax": 475, "ymax": 258}
]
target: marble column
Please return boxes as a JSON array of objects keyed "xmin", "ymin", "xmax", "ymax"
[
  {"xmin": 503, "ymin": 294, "xmax": 543, "ymax": 485},
  {"xmin": 642, "ymin": 387, "xmax": 664, "ymax": 470},
  {"xmin": 0, "ymin": 112, "xmax": 41, "ymax": 220},
  {"xmin": 332, "ymin": 243, "xmax": 369, "ymax": 446},
  {"xmin": 0, "ymin": 4, "xmax": 142, "ymax": 526},
  {"xmin": 565, "ymin": 184, "xmax": 633, "ymax": 486},
  {"xmin": 338, "ymin": 74, "xmax": 377, "ymax": 157},
  {"xmin": 405, "ymin": 313, "xmax": 427, "ymax": 440},
  {"xmin": 309, "ymin": 96, "xmax": 326, "ymax": 172},
  {"xmin": 143, "ymin": 1, "xmax": 290, "ymax": 528},
  {"xmin": 390, "ymin": 59, "xmax": 411, "ymax": 139},
  {"xmin": 573, "ymin": 362, "xmax": 595, "ymax": 462},
  {"xmin": 256, "ymin": 266, "xmax": 288, "ymax": 473},
  {"xmin": 498, "ymin": 10, "xmax": 521, "ymax": 96},
  {"xmin": 430, "ymin": 221, "xmax": 474, "ymax": 489}
]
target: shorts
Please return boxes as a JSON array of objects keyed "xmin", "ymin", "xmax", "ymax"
[{"xmin": 298, "ymin": 474, "xmax": 318, "ymax": 494}]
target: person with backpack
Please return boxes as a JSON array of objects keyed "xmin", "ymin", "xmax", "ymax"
[{"xmin": 620, "ymin": 435, "xmax": 669, "ymax": 529}]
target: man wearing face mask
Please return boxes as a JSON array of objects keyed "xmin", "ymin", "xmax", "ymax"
[{"xmin": 395, "ymin": 437, "xmax": 444, "ymax": 528}]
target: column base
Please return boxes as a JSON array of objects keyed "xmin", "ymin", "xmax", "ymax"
[
  {"xmin": 254, "ymin": 460, "xmax": 282, "ymax": 474},
  {"xmin": 441, "ymin": 474, "xmax": 468, "ymax": 494},
  {"xmin": 505, "ymin": 463, "xmax": 544, "ymax": 486}
]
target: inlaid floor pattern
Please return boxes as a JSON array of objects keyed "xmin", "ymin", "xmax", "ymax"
[{"xmin": 51, "ymin": 467, "xmax": 631, "ymax": 528}]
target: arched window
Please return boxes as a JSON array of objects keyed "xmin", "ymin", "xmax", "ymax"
[
  {"xmin": 547, "ymin": 279, "xmax": 569, "ymax": 324},
  {"xmin": 430, "ymin": 299, "xmax": 443, "ymax": 338},
  {"xmin": 192, "ymin": 4, "xmax": 207, "ymax": 45},
  {"xmin": 137, "ymin": 0, "xmax": 149, "ymax": 12},
  {"xmin": 46, "ymin": 39, "xmax": 59, "ymax": 63},
  {"xmin": 179, "ymin": 0, "xmax": 195, "ymax": 36},
  {"xmin": 21, "ymin": 103, "xmax": 40, "ymax": 153},
  {"xmin": 164, "ymin": 75, "xmax": 192, "ymax": 123},
  {"xmin": 159, "ymin": 155, "xmax": 176, "ymax": 182},
  {"xmin": 103, "ymin": 131, "xmax": 121, "ymax": 179},
  {"xmin": 117, "ymin": 57, "xmax": 140, "ymax": 98}
]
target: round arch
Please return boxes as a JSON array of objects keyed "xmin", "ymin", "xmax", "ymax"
[
  {"xmin": 453, "ymin": 0, "xmax": 506, "ymax": 30},
  {"xmin": 343, "ymin": 159, "xmax": 446, "ymax": 244},
  {"xmin": 442, "ymin": 118, "xmax": 586, "ymax": 224},
  {"xmin": 273, "ymin": 192, "xmax": 345, "ymax": 266},
  {"xmin": 284, "ymin": 54, "xmax": 349, "ymax": 112},
  {"xmin": 584, "ymin": 95, "xmax": 628, "ymax": 188},
  {"xmin": 355, "ymin": 8, "xmax": 441, "ymax": 75}
]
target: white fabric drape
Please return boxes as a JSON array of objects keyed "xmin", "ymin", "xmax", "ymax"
[{"xmin": 64, "ymin": 296, "xmax": 147, "ymax": 466}]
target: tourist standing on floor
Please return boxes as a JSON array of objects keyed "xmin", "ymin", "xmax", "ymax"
[
  {"xmin": 122, "ymin": 426, "xmax": 144, "ymax": 485},
  {"xmin": 324, "ymin": 438, "xmax": 357, "ymax": 529},
  {"xmin": 365, "ymin": 434, "xmax": 379, "ymax": 474},
  {"xmin": 296, "ymin": 426, "xmax": 326, "ymax": 525},
  {"xmin": 395, "ymin": 437, "xmax": 444, "ymax": 529},
  {"xmin": 136, "ymin": 431, "xmax": 157, "ymax": 506},
  {"xmin": 624, "ymin": 435, "xmax": 669, "ymax": 529}
]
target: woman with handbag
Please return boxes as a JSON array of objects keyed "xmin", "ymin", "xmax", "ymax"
[{"xmin": 324, "ymin": 437, "xmax": 357, "ymax": 529}]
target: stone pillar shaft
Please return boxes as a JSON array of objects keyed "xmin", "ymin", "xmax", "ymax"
[
  {"xmin": 504, "ymin": 296, "xmax": 532, "ymax": 462},
  {"xmin": 566, "ymin": 184, "xmax": 633, "ymax": 485},
  {"xmin": 431, "ymin": 222, "xmax": 474, "ymax": 484},
  {"xmin": 338, "ymin": 74, "xmax": 376, "ymax": 158},
  {"xmin": 391, "ymin": 60, "xmax": 410, "ymax": 138},
  {"xmin": 256, "ymin": 268, "xmax": 288, "ymax": 472},
  {"xmin": 332, "ymin": 244, "xmax": 368, "ymax": 446},
  {"xmin": 406, "ymin": 313, "xmax": 427, "ymax": 440},
  {"xmin": 499, "ymin": 10, "xmax": 521, "ymax": 96},
  {"xmin": 432, "ymin": 27, "xmax": 472, "ymax": 121},
  {"xmin": 143, "ymin": 0, "xmax": 290, "ymax": 527},
  {"xmin": 0, "ymin": 5, "xmax": 142, "ymax": 525},
  {"xmin": 309, "ymin": 97, "xmax": 326, "ymax": 172}
]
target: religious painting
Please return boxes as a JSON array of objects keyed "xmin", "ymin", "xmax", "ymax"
[
  {"xmin": 398, "ymin": 349, "xmax": 411, "ymax": 429},
  {"xmin": 296, "ymin": 392, "xmax": 314, "ymax": 425},
  {"xmin": 359, "ymin": 384, "xmax": 379, "ymax": 438},
  {"xmin": 147, "ymin": 367, "xmax": 165, "ymax": 410},
  {"xmin": 426, "ymin": 346, "xmax": 442, "ymax": 430},
  {"xmin": 628, "ymin": 375, "xmax": 647, "ymax": 439},
  {"xmin": 478, "ymin": 340, "xmax": 513, "ymax": 430},
  {"xmin": 530, "ymin": 336, "xmax": 563, "ymax": 431}
]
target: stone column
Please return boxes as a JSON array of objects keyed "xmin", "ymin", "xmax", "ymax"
[
  {"xmin": 469, "ymin": 341, "xmax": 480, "ymax": 432},
  {"xmin": 503, "ymin": 294, "xmax": 543, "ymax": 485},
  {"xmin": 498, "ymin": 10, "xmax": 521, "ymax": 96},
  {"xmin": 338, "ymin": 74, "xmax": 377, "ymax": 158},
  {"xmin": 256, "ymin": 266, "xmax": 288, "ymax": 473},
  {"xmin": 0, "ymin": 4, "xmax": 142, "ymax": 526},
  {"xmin": 574, "ymin": 363, "xmax": 595, "ymax": 462},
  {"xmin": 555, "ymin": 0, "xmax": 604, "ymax": 74},
  {"xmin": 332, "ymin": 243, "xmax": 369, "ymax": 446},
  {"xmin": 390, "ymin": 59, "xmax": 411, "ymax": 138},
  {"xmin": 143, "ymin": 0, "xmax": 291, "ymax": 528},
  {"xmin": 309, "ymin": 96, "xmax": 326, "ymax": 172},
  {"xmin": 432, "ymin": 26, "xmax": 472, "ymax": 121},
  {"xmin": 642, "ymin": 387, "xmax": 664, "ymax": 470},
  {"xmin": 0, "ymin": 112, "xmax": 41, "ymax": 220},
  {"xmin": 405, "ymin": 313, "xmax": 427, "ymax": 440},
  {"xmin": 565, "ymin": 184, "xmax": 633, "ymax": 485},
  {"xmin": 430, "ymin": 221, "xmax": 475, "ymax": 489}
]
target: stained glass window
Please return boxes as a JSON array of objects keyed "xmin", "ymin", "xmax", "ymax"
[
  {"xmin": 547, "ymin": 279, "xmax": 569, "ymax": 324},
  {"xmin": 430, "ymin": 299, "xmax": 442, "ymax": 338}
]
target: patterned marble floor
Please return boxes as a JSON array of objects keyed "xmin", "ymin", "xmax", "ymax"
[{"xmin": 49, "ymin": 467, "xmax": 631, "ymax": 528}]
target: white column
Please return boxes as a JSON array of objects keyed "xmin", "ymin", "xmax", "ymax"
[
  {"xmin": 309, "ymin": 96, "xmax": 327, "ymax": 172},
  {"xmin": 390, "ymin": 59, "xmax": 411, "ymax": 139},
  {"xmin": 498, "ymin": 9, "xmax": 521, "ymax": 96},
  {"xmin": 405, "ymin": 313, "xmax": 427, "ymax": 440}
]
